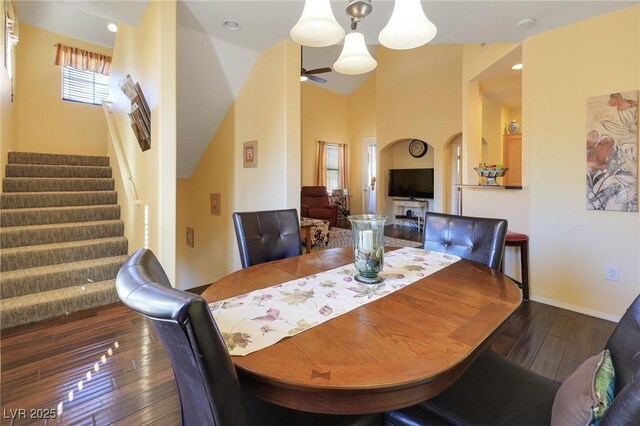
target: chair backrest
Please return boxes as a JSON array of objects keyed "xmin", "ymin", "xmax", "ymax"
[
  {"xmin": 422, "ymin": 212, "xmax": 508, "ymax": 270},
  {"xmin": 301, "ymin": 186, "xmax": 330, "ymax": 208},
  {"xmin": 600, "ymin": 294, "xmax": 640, "ymax": 425},
  {"xmin": 232, "ymin": 209, "xmax": 302, "ymax": 269},
  {"xmin": 115, "ymin": 249, "xmax": 248, "ymax": 426}
]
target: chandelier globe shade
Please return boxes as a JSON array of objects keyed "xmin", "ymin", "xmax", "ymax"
[
  {"xmin": 290, "ymin": 0, "xmax": 345, "ymax": 47},
  {"xmin": 333, "ymin": 32, "xmax": 377, "ymax": 75},
  {"xmin": 378, "ymin": 0, "xmax": 437, "ymax": 50}
]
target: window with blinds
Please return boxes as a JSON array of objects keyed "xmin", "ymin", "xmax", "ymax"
[
  {"xmin": 325, "ymin": 144, "xmax": 340, "ymax": 193},
  {"xmin": 61, "ymin": 67, "xmax": 109, "ymax": 105}
]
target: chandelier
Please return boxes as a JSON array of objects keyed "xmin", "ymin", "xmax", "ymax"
[{"xmin": 290, "ymin": 0, "xmax": 437, "ymax": 75}]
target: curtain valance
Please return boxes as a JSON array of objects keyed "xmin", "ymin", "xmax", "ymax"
[{"xmin": 54, "ymin": 43, "xmax": 112, "ymax": 76}]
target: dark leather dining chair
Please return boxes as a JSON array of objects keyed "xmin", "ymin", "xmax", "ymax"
[
  {"xmin": 384, "ymin": 293, "xmax": 640, "ymax": 426},
  {"xmin": 422, "ymin": 212, "xmax": 508, "ymax": 270},
  {"xmin": 116, "ymin": 249, "xmax": 383, "ymax": 426},
  {"xmin": 232, "ymin": 209, "xmax": 302, "ymax": 269}
]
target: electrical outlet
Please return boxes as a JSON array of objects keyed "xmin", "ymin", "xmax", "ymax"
[{"xmin": 606, "ymin": 266, "xmax": 620, "ymax": 282}]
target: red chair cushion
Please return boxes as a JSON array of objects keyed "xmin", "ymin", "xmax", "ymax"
[{"xmin": 506, "ymin": 232, "xmax": 529, "ymax": 242}]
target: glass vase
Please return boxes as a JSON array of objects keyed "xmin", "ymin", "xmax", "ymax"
[{"xmin": 347, "ymin": 214, "xmax": 388, "ymax": 284}]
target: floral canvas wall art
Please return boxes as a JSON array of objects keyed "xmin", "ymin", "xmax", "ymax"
[{"xmin": 586, "ymin": 91, "xmax": 638, "ymax": 212}]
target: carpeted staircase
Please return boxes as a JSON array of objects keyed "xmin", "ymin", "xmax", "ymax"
[{"xmin": 0, "ymin": 152, "xmax": 128, "ymax": 329}]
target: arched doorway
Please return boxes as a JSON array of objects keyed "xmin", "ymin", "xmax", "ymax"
[
  {"xmin": 443, "ymin": 133, "xmax": 462, "ymax": 214},
  {"xmin": 378, "ymin": 138, "xmax": 435, "ymax": 221}
]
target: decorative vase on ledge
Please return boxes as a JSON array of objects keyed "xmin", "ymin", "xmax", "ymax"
[{"xmin": 507, "ymin": 120, "xmax": 520, "ymax": 134}]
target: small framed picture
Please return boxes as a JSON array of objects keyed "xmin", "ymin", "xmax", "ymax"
[
  {"xmin": 210, "ymin": 193, "xmax": 221, "ymax": 216},
  {"xmin": 186, "ymin": 227, "xmax": 194, "ymax": 248},
  {"xmin": 243, "ymin": 140, "xmax": 258, "ymax": 168}
]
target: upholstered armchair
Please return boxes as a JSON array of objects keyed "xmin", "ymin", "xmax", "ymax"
[{"xmin": 300, "ymin": 186, "xmax": 338, "ymax": 227}]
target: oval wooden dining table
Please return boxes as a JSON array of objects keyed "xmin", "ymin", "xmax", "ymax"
[{"xmin": 202, "ymin": 247, "xmax": 522, "ymax": 415}]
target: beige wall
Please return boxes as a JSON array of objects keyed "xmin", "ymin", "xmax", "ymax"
[
  {"xmin": 13, "ymin": 24, "xmax": 111, "ymax": 156},
  {"xmin": 109, "ymin": 0, "xmax": 177, "ymax": 281},
  {"xmin": 301, "ymin": 84, "xmax": 349, "ymax": 187},
  {"xmin": 460, "ymin": 42, "xmax": 530, "ymax": 289},
  {"xmin": 0, "ymin": 9, "xmax": 16, "ymax": 174},
  {"xmin": 376, "ymin": 44, "xmax": 463, "ymax": 217},
  {"xmin": 347, "ymin": 75, "xmax": 376, "ymax": 215},
  {"xmin": 462, "ymin": 43, "xmax": 519, "ymax": 182},
  {"xmin": 525, "ymin": 6, "xmax": 639, "ymax": 319},
  {"xmin": 176, "ymin": 40, "xmax": 301, "ymax": 289},
  {"xmin": 300, "ymin": 76, "xmax": 377, "ymax": 216},
  {"xmin": 300, "ymin": 80, "xmax": 378, "ymax": 215},
  {"xmin": 464, "ymin": 6, "xmax": 639, "ymax": 319},
  {"xmin": 300, "ymin": 45, "xmax": 463, "ymax": 218},
  {"xmin": 481, "ymin": 96, "xmax": 504, "ymax": 167}
]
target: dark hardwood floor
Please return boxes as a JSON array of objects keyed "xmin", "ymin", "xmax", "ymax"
[{"xmin": 1, "ymin": 225, "xmax": 617, "ymax": 425}]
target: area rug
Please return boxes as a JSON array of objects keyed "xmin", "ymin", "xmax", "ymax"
[{"xmin": 321, "ymin": 227, "xmax": 421, "ymax": 250}]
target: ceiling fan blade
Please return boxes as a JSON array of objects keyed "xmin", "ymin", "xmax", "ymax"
[
  {"xmin": 307, "ymin": 67, "xmax": 332, "ymax": 75},
  {"xmin": 308, "ymin": 74, "xmax": 327, "ymax": 84}
]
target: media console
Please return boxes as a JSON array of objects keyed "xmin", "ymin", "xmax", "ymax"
[{"xmin": 393, "ymin": 198, "xmax": 429, "ymax": 234}]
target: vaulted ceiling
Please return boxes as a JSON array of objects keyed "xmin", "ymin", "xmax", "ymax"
[{"xmin": 16, "ymin": 1, "xmax": 637, "ymax": 177}]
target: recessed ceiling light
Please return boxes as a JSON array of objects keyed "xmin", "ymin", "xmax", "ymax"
[
  {"xmin": 223, "ymin": 21, "xmax": 241, "ymax": 31},
  {"xmin": 107, "ymin": 23, "xmax": 118, "ymax": 33},
  {"xmin": 512, "ymin": 63, "xmax": 523, "ymax": 70},
  {"xmin": 517, "ymin": 18, "xmax": 536, "ymax": 30}
]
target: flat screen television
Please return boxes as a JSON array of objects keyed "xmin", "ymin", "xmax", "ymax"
[{"xmin": 388, "ymin": 168, "xmax": 434, "ymax": 199}]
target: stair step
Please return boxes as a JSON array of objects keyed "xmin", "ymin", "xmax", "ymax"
[
  {"xmin": 0, "ymin": 191, "xmax": 117, "ymax": 209},
  {"xmin": 0, "ymin": 280, "xmax": 119, "ymax": 329},
  {"xmin": 1, "ymin": 237, "xmax": 128, "ymax": 271},
  {"xmin": 1, "ymin": 152, "xmax": 125, "ymax": 329},
  {"xmin": 5, "ymin": 164, "xmax": 112, "ymax": 178},
  {"xmin": 3, "ymin": 177, "xmax": 114, "ymax": 192},
  {"xmin": 1, "ymin": 204, "xmax": 120, "ymax": 227},
  {"xmin": 0, "ymin": 220, "xmax": 124, "ymax": 248},
  {"xmin": 0, "ymin": 255, "xmax": 128, "ymax": 299},
  {"xmin": 8, "ymin": 152, "xmax": 109, "ymax": 167}
]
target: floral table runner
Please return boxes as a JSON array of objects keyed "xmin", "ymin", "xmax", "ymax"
[{"xmin": 209, "ymin": 247, "xmax": 461, "ymax": 356}]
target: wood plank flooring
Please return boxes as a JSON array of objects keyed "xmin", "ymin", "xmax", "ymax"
[{"xmin": 1, "ymin": 225, "xmax": 618, "ymax": 425}]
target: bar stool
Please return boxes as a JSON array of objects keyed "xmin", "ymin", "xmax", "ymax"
[{"xmin": 501, "ymin": 231, "xmax": 530, "ymax": 300}]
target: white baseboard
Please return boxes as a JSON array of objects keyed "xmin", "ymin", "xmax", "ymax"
[{"xmin": 529, "ymin": 295, "xmax": 621, "ymax": 323}]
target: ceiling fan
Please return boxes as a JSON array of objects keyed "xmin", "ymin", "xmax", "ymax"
[{"xmin": 300, "ymin": 47, "xmax": 331, "ymax": 84}]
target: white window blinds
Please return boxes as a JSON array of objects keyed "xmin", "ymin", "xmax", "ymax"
[
  {"xmin": 326, "ymin": 144, "xmax": 340, "ymax": 193},
  {"xmin": 61, "ymin": 67, "xmax": 109, "ymax": 106}
]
